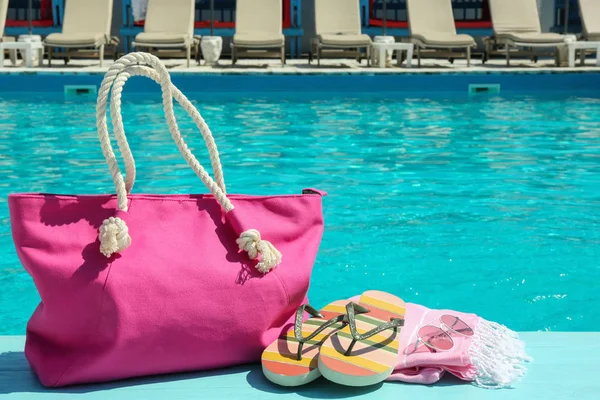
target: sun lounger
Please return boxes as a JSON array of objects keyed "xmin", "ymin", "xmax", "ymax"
[
  {"xmin": 133, "ymin": 0, "xmax": 199, "ymax": 68},
  {"xmin": 406, "ymin": 0, "xmax": 476, "ymax": 67},
  {"xmin": 564, "ymin": 0, "xmax": 600, "ymax": 66},
  {"xmin": 0, "ymin": 0, "xmax": 16, "ymax": 65},
  {"xmin": 0, "ymin": 0, "xmax": 10, "ymax": 42},
  {"xmin": 579, "ymin": 0, "xmax": 600, "ymax": 41},
  {"xmin": 231, "ymin": 0, "xmax": 285, "ymax": 65},
  {"xmin": 44, "ymin": 0, "xmax": 118, "ymax": 67},
  {"xmin": 489, "ymin": 0, "xmax": 568, "ymax": 66},
  {"xmin": 311, "ymin": 0, "xmax": 372, "ymax": 66}
]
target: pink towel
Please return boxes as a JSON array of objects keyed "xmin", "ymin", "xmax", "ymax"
[
  {"xmin": 349, "ymin": 298, "xmax": 530, "ymax": 388},
  {"xmin": 388, "ymin": 302, "xmax": 530, "ymax": 388}
]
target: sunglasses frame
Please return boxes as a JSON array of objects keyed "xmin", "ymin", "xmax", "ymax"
[{"xmin": 415, "ymin": 314, "xmax": 473, "ymax": 352}]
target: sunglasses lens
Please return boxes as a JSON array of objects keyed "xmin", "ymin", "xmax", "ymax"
[
  {"xmin": 440, "ymin": 315, "xmax": 474, "ymax": 336},
  {"xmin": 418, "ymin": 326, "xmax": 453, "ymax": 351}
]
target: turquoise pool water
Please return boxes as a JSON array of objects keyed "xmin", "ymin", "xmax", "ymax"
[{"xmin": 1, "ymin": 89, "xmax": 599, "ymax": 334}]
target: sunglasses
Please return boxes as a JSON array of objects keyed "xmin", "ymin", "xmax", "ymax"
[{"xmin": 416, "ymin": 315, "xmax": 474, "ymax": 352}]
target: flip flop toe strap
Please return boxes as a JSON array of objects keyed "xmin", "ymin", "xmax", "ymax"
[
  {"xmin": 293, "ymin": 304, "xmax": 347, "ymax": 361},
  {"xmin": 344, "ymin": 302, "xmax": 405, "ymax": 356}
]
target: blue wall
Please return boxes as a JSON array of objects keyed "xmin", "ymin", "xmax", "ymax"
[{"xmin": 1, "ymin": 72, "xmax": 599, "ymax": 94}]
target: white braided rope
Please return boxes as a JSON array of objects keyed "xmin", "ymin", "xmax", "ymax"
[
  {"xmin": 236, "ymin": 229, "xmax": 282, "ymax": 274},
  {"xmin": 96, "ymin": 52, "xmax": 232, "ymax": 212},
  {"xmin": 108, "ymin": 74, "xmax": 136, "ymax": 194},
  {"xmin": 95, "ymin": 52, "xmax": 281, "ymax": 271},
  {"xmin": 108, "ymin": 65, "xmax": 226, "ymax": 195}
]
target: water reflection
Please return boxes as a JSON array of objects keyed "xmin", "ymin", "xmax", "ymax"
[{"xmin": 0, "ymin": 92, "xmax": 599, "ymax": 333}]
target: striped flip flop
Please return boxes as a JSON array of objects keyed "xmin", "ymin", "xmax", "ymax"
[
  {"xmin": 261, "ymin": 300, "xmax": 349, "ymax": 386},
  {"xmin": 318, "ymin": 291, "xmax": 406, "ymax": 386}
]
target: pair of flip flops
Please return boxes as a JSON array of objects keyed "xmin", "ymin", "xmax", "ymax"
[{"xmin": 262, "ymin": 290, "xmax": 405, "ymax": 387}]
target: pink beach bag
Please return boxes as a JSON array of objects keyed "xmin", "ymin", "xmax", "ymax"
[{"xmin": 8, "ymin": 53, "xmax": 325, "ymax": 387}]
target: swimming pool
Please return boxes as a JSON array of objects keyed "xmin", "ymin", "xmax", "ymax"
[{"xmin": 1, "ymin": 76, "xmax": 599, "ymax": 334}]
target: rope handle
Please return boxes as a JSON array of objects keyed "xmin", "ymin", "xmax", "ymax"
[
  {"xmin": 108, "ymin": 65, "xmax": 227, "ymax": 197},
  {"xmin": 96, "ymin": 52, "xmax": 230, "ymax": 212},
  {"xmin": 95, "ymin": 52, "xmax": 281, "ymax": 273}
]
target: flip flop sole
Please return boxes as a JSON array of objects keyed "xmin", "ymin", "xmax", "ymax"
[
  {"xmin": 261, "ymin": 300, "xmax": 348, "ymax": 387},
  {"xmin": 318, "ymin": 290, "xmax": 406, "ymax": 387}
]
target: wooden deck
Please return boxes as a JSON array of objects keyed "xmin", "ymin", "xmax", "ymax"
[{"xmin": 0, "ymin": 333, "xmax": 597, "ymax": 399}]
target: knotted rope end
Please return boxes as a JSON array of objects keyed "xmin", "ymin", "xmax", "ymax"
[
  {"xmin": 99, "ymin": 216, "xmax": 132, "ymax": 258},
  {"xmin": 236, "ymin": 229, "xmax": 282, "ymax": 274}
]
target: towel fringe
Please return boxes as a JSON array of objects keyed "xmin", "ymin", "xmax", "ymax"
[{"xmin": 469, "ymin": 318, "xmax": 532, "ymax": 389}]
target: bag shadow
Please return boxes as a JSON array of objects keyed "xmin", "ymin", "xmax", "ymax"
[
  {"xmin": 40, "ymin": 196, "xmax": 114, "ymax": 229},
  {"xmin": 0, "ymin": 349, "xmax": 466, "ymax": 395},
  {"xmin": 0, "ymin": 350, "xmax": 256, "ymax": 395},
  {"xmin": 195, "ymin": 197, "xmax": 263, "ymax": 286}
]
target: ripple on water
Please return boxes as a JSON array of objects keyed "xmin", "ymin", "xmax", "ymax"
[{"xmin": 0, "ymin": 91, "xmax": 599, "ymax": 334}]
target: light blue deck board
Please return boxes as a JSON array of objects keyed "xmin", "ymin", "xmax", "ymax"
[{"xmin": 0, "ymin": 333, "xmax": 598, "ymax": 399}]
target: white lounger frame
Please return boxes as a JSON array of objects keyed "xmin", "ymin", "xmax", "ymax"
[
  {"xmin": 132, "ymin": 38, "xmax": 201, "ymax": 68},
  {"xmin": 231, "ymin": 42, "xmax": 285, "ymax": 66},
  {"xmin": 410, "ymin": 39, "xmax": 474, "ymax": 67},
  {"xmin": 46, "ymin": 37, "xmax": 120, "ymax": 67},
  {"xmin": 310, "ymin": 38, "xmax": 371, "ymax": 66}
]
